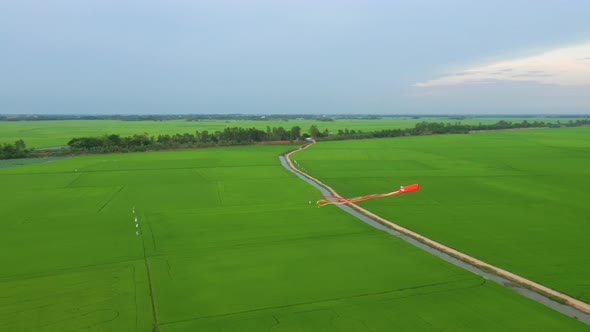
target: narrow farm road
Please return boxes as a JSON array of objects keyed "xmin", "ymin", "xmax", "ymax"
[{"xmin": 280, "ymin": 142, "xmax": 590, "ymax": 325}]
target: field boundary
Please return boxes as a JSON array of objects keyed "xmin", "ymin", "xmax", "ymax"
[
  {"xmin": 284, "ymin": 141, "xmax": 590, "ymax": 316},
  {"xmin": 468, "ymin": 127, "xmax": 546, "ymax": 133},
  {"xmin": 136, "ymin": 210, "xmax": 159, "ymax": 332}
]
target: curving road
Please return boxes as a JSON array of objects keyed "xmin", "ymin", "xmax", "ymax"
[{"xmin": 279, "ymin": 148, "xmax": 590, "ymax": 325}]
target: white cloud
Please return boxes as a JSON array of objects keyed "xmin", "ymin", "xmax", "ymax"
[{"xmin": 415, "ymin": 42, "xmax": 590, "ymax": 88}]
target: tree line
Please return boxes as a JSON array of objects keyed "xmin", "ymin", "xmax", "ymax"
[
  {"xmin": 64, "ymin": 119, "xmax": 590, "ymax": 152},
  {"xmin": 0, "ymin": 140, "xmax": 28, "ymax": 159},
  {"xmin": 67, "ymin": 126, "xmax": 304, "ymax": 153},
  {"xmin": 1, "ymin": 119, "xmax": 590, "ymax": 159},
  {"xmin": 322, "ymin": 119, "xmax": 590, "ymax": 140}
]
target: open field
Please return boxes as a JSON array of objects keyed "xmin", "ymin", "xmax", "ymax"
[
  {"xmin": 0, "ymin": 156, "xmax": 67, "ymax": 169},
  {"xmin": 1, "ymin": 145, "xmax": 588, "ymax": 331},
  {"xmin": 0, "ymin": 117, "xmax": 581, "ymax": 148},
  {"xmin": 295, "ymin": 126, "xmax": 590, "ymax": 304}
]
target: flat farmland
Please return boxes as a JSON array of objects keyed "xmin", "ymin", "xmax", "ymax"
[
  {"xmin": 0, "ymin": 145, "xmax": 587, "ymax": 331},
  {"xmin": 295, "ymin": 126, "xmax": 590, "ymax": 303},
  {"xmin": 0, "ymin": 117, "xmax": 575, "ymax": 148}
]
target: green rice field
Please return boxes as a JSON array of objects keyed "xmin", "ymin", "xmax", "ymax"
[
  {"xmin": 295, "ymin": 126, "xmax": 590, "ymax": 303},
  {"xmin": 1, "ymin": 144, "xmax": 587, "ymax": 330},
  {"xmin": 0, "ymin": 157, "xmax": 68, "ymax": 169},
  {"xmin": 0, "ymin": 117, "xmax": 577, "ymax": 148}
]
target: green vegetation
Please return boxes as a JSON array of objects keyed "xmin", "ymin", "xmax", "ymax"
[
  {"xmin": 1, "ymin": 145, "xmax": 587, "ymax": 330},
  {"xmin": 0, "ymin": 156, "xmax": 67, "ymax": 169},
  {"xmin": 66, "ymin": 126, "xmax": 301, "ymax": 153},
  {"xmin": 4, "ymin": 117, "xmax": 589, "ymax": 161},
  {"xmin": 64, "ymin": 119, "xmax": 565, "ymax": 154},
  {"xmin": 0, "ymin": 139, "xmax": 28, "ymax": 159},
  {"xmin": 296, "ymin": 126, "xmax": 590, "ymax": 303},
  {"xmin": 1, "ymin": 116, "xmax": 585, "ymax": 148}
]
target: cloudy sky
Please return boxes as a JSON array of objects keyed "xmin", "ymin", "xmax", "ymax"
[{"xmin": 1, "ymin": 0, "xmax": 589, "ymax": 114}]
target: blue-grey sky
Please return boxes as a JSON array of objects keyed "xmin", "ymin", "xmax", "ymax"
[{"xmin": 1, "ymin": 0, "xmax": 590, "ymax": 114}]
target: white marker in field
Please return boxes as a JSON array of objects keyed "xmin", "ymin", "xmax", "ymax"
[
  {"xmin": 136, "ymin": 231, "xmax": 139, "ymax": 236},
  {"xmin": 135, "ymin": 217, "xmax": 138, "ymax": 222},
  {"xmin": 136, "ymin": 223, "xmax": 139, "ymax": 228}
]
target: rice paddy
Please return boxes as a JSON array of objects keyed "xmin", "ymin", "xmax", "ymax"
[
  {"xmin": 296, "ymin": 126, "xmax": 590, "ymax": 304},
  {"xmin": 1, "ymin": 142, "xmax": 587, "ymax": 330}
]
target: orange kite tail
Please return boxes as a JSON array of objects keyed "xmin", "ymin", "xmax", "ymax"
[{"xmin": 316, "ymin": 183, "xmax": 419, "ymax": 207}]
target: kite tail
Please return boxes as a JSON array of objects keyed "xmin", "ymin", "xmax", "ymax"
[{"xmin": 316, "ymin": 184, "xmax": 419, "ymax": 207}]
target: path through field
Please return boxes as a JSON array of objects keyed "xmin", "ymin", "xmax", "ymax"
[{"xmin": 282, "ymin": 142, "xmax": 590, "ymax": 324}]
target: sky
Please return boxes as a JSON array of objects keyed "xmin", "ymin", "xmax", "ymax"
[{"xmin": 1, "ymin": 0, "xmax": 590, "ymax": 115}]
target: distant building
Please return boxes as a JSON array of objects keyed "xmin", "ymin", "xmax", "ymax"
[{"xmin": 305, "ymin": 137, "xmax": 314, "ymax": 142}]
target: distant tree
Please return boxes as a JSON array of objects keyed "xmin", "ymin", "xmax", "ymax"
[
  {"xmin": 272, "ymin": 126, "xmax": 289, "ymax": 140},
  {"xmin": 290, "ymin": 126, "xmax": 301, "ymax": 140},
  {"xmin": 157, "ymin": 134, "xmax": 171, "ymax": 144},
  {"xmin": 309, "ymin": 125, "xmax": 321, "ymax": 138},
  {"xmin": 68, "ymin": 137, "xmax": 101, "ymax": 149},
  {"xmin": 15, "ymin": 139, "xmax": 26, "ymax": 150},
  {"xmin": 106, "ymin": 134, "xmax": 121, "ymax": 146},
  {"xmin": 201, "ymin": 130, "xmax": 210, "ymax": 143},
  {"xmin": 0, "ymin": 140, "xmax": 29, "ymax": 159}
]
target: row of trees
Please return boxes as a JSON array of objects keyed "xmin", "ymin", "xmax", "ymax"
[
  {"xmin": 67, "ymin": 119, "xmax": 590, "ymax": 153},
  {"xmin": 67, "ymin": 126, "xmax": 305, "ymax": 152},
  {"xmin": 3, "ymin": 119, "xmax": 590, "ymax": 159},
  {"xmin": 0, "ymin": 140, "xmax": 28, "ymax": 159},
  {"xmin": 326, "ymin": 119, "xmax": 590, "ymax": 140}
]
